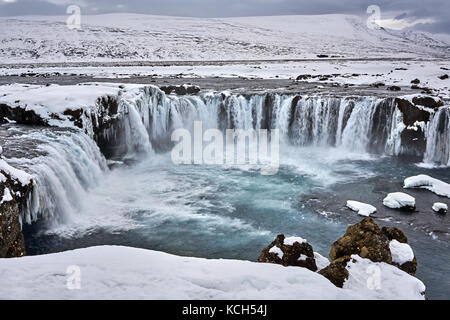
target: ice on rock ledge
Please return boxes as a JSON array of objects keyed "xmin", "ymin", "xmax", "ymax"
[
  {"xmin": 389, "ymin": 240, "xmax": 415, "ymax": 265},
  {"xmin": 383, "ymin": 192, "xmax": 416, "ymax": 209},
  {"xmin": 346, "ymin": 200, "xmax": 376, "ymax": 216},
  {"xmin": 432, "ymin": 202, "xmax": 448, "ymax": 213},
  {"xmin": 404, "ymin": 175, "xmax": 450, "ymax": 198}
]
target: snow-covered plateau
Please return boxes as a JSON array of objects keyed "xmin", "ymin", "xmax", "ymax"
[{"xmin": 0, "ymin": 13, "xmax": 449, "ymax": 64}]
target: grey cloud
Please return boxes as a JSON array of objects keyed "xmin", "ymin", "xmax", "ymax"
[{"xmin": 0, "ymin": 0, "xmax": 448, "ymax": 34}]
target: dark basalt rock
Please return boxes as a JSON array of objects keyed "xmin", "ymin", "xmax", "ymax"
[
  {"xmin": 412, "ymin": 96, "xmax": 443, "ymax": 110},
  {"xmin": 387, "ymin": 85, "xmax": 401, "ymax": 91},
  {"xmin": 382, "ymin": 226, "xmax": 408, "ymax": 243},
  {"xmin": 296, "ymin": 74, "xmax": 312, "ymax": 81},
  {"xmin": 370, "ymin": 82, "xmax": 385, "ymax": 88},
  {"xmin": 395, "ymin": 98, "xmax": 434, "ymax": 126},
  {"xmin": 394, "ymin": 97, "xmax": 438, "ymax": 156},
  {"xmin": 435, "ymin": 207, "xmax": 447, "ymax": 214},
  {"xmin": 439, "ymin": 74, "xmax": 448, "ymax": 80},
  {"xmin": 0, "ymin": 169, "xmax": 33, "ymax": 258},
  {"xmin": 318, "ymin": 256, "xmax": 351, "ymax": 288},
  {"xmin": 258, "ymin": 234, "xmax": 318, "ymax": 272},
  {"xmin": 0, "ymin": 104, "xmax": 47, "ymax": 126},
  {"xmin": 319, "ymin": 219, "xmax": 418, "ymax": 287},
  {"xmin": 329, "ymin": 218, "xmax": 392, "ymax": 263},
  {"xmin": 159, "ymin": 85, "xmax": 201, "ymax": 95}
]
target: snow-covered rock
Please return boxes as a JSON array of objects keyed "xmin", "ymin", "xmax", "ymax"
[
  {"xmin": 258, "ymin": 234, "xmax": 317, "ymax": 271},
  {"xmin": 268, "ymin": 246, "xmax": 284, "ymax": 259},
  {"xmin": 346, "ymin": 200, "xmax": 376, "ymax": 217},
  {"xmin": 0, "ymin": 187, "xmax": 13, "ymax": 205},
  {"xmin": 432, "ymin": 202, "xmax": 448, "ymax": 214},
  {"xmin": 0, "ymin": 246, "xmax": 425, "ymax": 300},
  {"xmin": 314, "ymin": 252, "xmax": 330, "ymax": 271},
  {"xmin": 404, "ymin": 175, "xmax": 450, "ymax": 198},
  {"xmin": 0, "ymin": 159, "xmax": 32, "ymax": 187},
  {"xmin": 284, "ymin": 236, "xmax": 307, "ymax": 246},
  {"xmin": 389, "ymin": 240, "xmax": 415, "ymax": 265},
  {"xmin": 383, "ymin": 192, "xmax": 416, "ymax": 211}
]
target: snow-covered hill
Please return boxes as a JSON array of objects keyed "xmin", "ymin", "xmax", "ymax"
[{"xmin": 0, "ymin": 13, "xmax": 449, "ymax": 64}]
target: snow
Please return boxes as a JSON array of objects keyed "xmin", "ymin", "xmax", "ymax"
[
  {"xmin": 314, "ymin": 252, "xmax": 330, "ymax": 271},
  {"xmin": 346, "ymin": 200, "xmax": 377, "ymax": 217},
  {"xmin": 389, "ymin": 240, "xmax": 415, "ymax": 265},
  {"xmin": 404, "ymin": 175, "xmax": 450, "ymax": 198},
  {"xmin": 284, "ymin": 236, "xmax": 307, "ymax": 246},
  {"xmin": 269, "ymin": 246, "xmax": 284, "ymax": 259},
  {"xmin": 1, "ymin": 59, "xmax": 448, "ymax": 97},
  {"xmin": 343, "ymin": 255, "xmax": 425, "ymax": 300},
  {"xmin": 383, "ymin": 192, "xmax": 416, "ymax": 209},
  {"xmin": 298, "ymin": 254, "xmax": 308, "ymax": 261},
  {"xmin": 0, "ymin": 187, "xmax": 13, "ymax": 204},
  {"xmin": 0, "ymin": 246, "xmax": 425, "ymax": 300},
  {"xmin": 0, "ymin": 83, "xmax": 128, "ymax": 119},
  {"xmin": 0, "ymin": 158, "xmax": 33, "ymax": 186},
  {"xmin": 0, "ymin": 14, "xmax": 448, "ymax": 64},
  {"xmin": 432, "ymin": 203, "xmax": 448, "ymax": 212}
]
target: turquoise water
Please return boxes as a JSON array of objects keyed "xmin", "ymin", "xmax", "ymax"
[{"xmin": 24, "ymin": 148, "xmax": 450, "ymax": 299}]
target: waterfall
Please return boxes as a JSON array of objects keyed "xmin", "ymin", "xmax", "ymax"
[
  {"xmin": 95, "ymin": 87, "xmax": 432, "ymax": 163},
  {"xmin": 6, "ymin": 128, "xmax": 108, "ymax": 227},
  {"xmin": 424, "ymin": 107, "xmax": 450, "ymax": 166},
  {"xmin": 4, "ymin": 86, "xmax": 449, "ymax": 229}
]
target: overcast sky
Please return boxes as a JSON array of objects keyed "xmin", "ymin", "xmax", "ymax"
[{"xmin": 0, "ymin": 0, "xmax": 449, "ymax": 33}]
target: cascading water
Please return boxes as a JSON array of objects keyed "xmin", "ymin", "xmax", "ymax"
[
  {"xmin": 424, "ymin": 107, "xmax": 450, "ymax": 166},
  {"xmin": 5, "ymin": 86, "xmax": 449, "ymax": 231},
  {"xmin": 5, "ymin": 85, "xmax": 450, "ymax": 299},
  {"xmin": 4, "ymin": 127, "xmax": 107, "ymax": 228},
  {"xmin": 102, "ymin": 87, "xmax": 408, "ymax": 159}
]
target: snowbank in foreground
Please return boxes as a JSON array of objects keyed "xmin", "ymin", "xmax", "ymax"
[
  {"xmin": 0, "ymin": 246, "xmax": 425, "ymax": 300},
  {"xmin": 404, "ymin": 175, "xmax": 450, "ymax": 198}
]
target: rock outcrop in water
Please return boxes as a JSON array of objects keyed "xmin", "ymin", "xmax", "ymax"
[
  {"xmin": 319, "ymin": 218, "xmax": 418, "ymax": 287},
  {"xmin": 258, "ymin": 234, "xmax": 318, "ymax": 271},
  {"xmin": 258, "ymin": 219, "xmax": 419, "ymax": 288}
]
